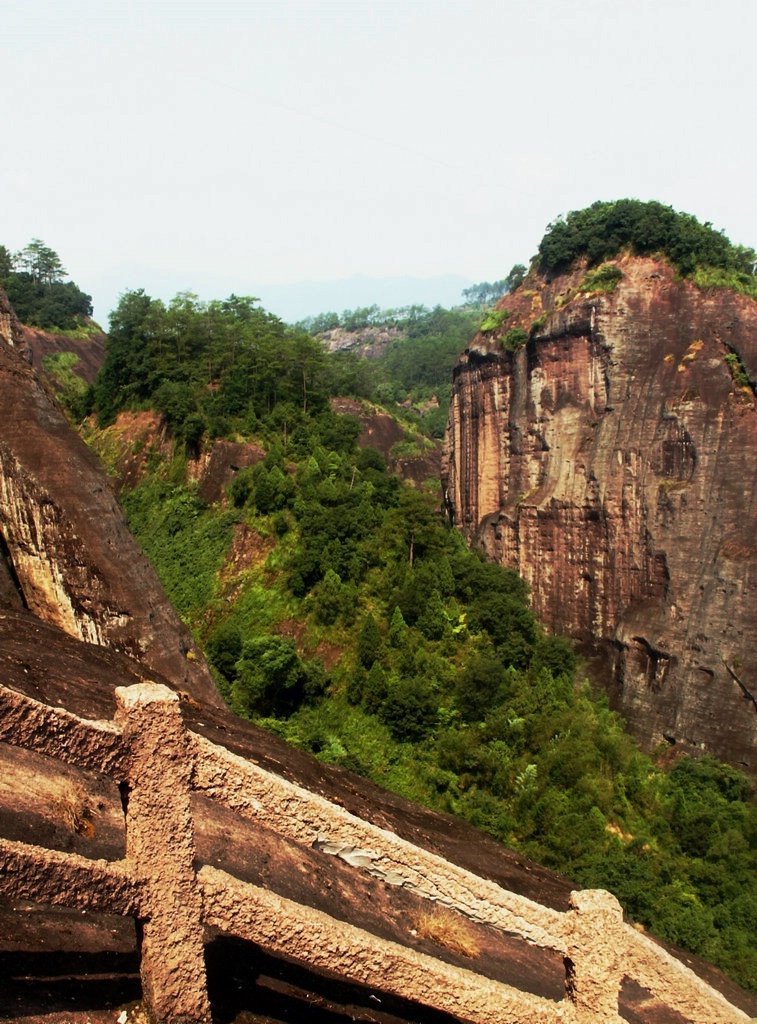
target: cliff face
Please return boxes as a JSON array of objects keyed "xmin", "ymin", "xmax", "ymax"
[
  {"xmin": 442, "ymin": 256, "xmax": 757, "ymax": 769},
  {"xmin": 15, "ymin": 318, "xmax": 105, "ymax": 384},
  {"xmin": 0, "ymin": 284, "xmax": 221, "ymax": 707}
]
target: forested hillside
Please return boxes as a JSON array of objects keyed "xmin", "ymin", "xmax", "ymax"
[{"xmin": 78, "ymin": 280, "xmax": 757, "ymax": 992}]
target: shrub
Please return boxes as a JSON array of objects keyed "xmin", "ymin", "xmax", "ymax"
[
  {"xmin": 529, "ymin": 313, "xmax": 549, "ymax": 336},
  {"xmin": 380, "ymin": 676, "xmax": 439, "ymax": 742},
  {"xmin": 502, "ymin": 327, "xmax": 528, "ymax": 352},
  {"xmin": 724, "ymin": 352, "xmax": 751, "ymax": 388},
  {"xmin": 578, "ymin": 263, "xmax": 623, "ymax": 293},
  {"xmin": 480, "ymin": 309, "xmax": 510, "ymax": 333}
]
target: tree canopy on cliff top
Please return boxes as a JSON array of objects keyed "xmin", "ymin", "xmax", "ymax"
[
  {"xmin": 0, "ymin": 239, "xmax": 93, "ymax": 330},
  {"xmin": 537, "ymin": 200, "xmax": 757, "ymax": 293}
]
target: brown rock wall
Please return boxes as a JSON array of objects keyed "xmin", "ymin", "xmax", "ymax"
[
  {"xmin": 443, "ymin": 257, "xmax": 757, "ymax": 767},
  {"xmin": 19, "ymin": 322, "xmax": 106, "ymax": 385},
  {"xmin": 0, "ymin": 287, "xmax": 222, "ymax": 707},
  {"xmin": 0, "ymin": 285, "xmax": 22, "ymax": 351}
]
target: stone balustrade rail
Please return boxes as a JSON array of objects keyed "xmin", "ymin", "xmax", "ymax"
[{"xmin": 0, "ymin": 681, "xmax": 749, "ymax": 1024}]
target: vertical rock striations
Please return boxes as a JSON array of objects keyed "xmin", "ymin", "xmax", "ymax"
[
  {"xmin": 0, "ymin": 285, "xmax": 222, "ymax": 707},
  {"xmin": 443, "ymin": 257, "xmax": 757, "ymax": 769}
]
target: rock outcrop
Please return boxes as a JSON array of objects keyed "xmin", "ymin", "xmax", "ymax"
[
  {"xmin": 0, "ymin": 284, "xmax": 221, "ymax": 707},
  {"xmin": 442, "ymin": 256, "xmax": 757, "ymax": 769},
  {"xmin": 19, "ymin": 320, "xmax": 106, "ymax": 385},
  {"xmin": 331, "ymin": 397, "xmax": 443, "ymax": 487},
  {"xmin": 322, "ymin": 323, "xmax": 402, "ymax": 359}
]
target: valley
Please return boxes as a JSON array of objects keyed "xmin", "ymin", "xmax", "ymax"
[{"xmin": 0, "ymin": 204, "xmax": 755, "ymax": 1020}]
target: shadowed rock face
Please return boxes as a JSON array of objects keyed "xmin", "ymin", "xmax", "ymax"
[
  {"xmin": 442, "ymin": 257, "xmax": 757, "ymax": 770},
  {"xmin": 0, "ymin": 285, "xmax": 222, "ymax": 708}
]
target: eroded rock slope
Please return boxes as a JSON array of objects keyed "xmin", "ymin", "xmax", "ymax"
[{"xmin": 0, "ymin": 285, "xmax": 220, "ymax": 707}]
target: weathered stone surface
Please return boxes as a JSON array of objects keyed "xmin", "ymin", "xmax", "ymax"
[
  {"xmin": 115, "ymin": 684, "xmax": 211, "ymax": 1024},
  {"xmin": 0, "ymin": 285, "xmax": 221, "ymax": 708},
  {"xmin": 322, "ymin": 324, "xmax": 402, "ymax": 359},
  {"xmin": 565, "ymin": 890, "xmax": 625, "ymax": 1023},
  {"xmin": 0, "ymin": 683, "xmax": 126, "ymax": 774},
  {"xmin": 0, "ymin": 838, "xmax": 138, "ymax": 915},
  {"xmin": 443, "ymin": 257, "xmax": 757, "ymax": 769},
  {"xmin": 19, "ymin": 321, "xmax": 106, "ymax": 385},
  {"xmin": 198, "ymin": 865, "xmax": 563, "ymax": 1024},
  {"xmin": 191, "ymin": 732, "xmax": 566, "ymax": 950}
]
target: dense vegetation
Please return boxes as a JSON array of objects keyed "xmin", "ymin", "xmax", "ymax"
[
  {"xmin": 90, "ymin": 289, "xmax": 483, "ymax": 448},
  {"xmin": 538, "ymin": 200, "xmax": 757, "ymax": 296},
  {"xmin": 0, "ymin": 240, "xmax": 93, "ymax": 330},
  {"xmin": 82, "ymin": 284, "xmax": 757, "ymax": 992},
  {"xmin": 91, "ymin": 290, "xmax": 364, "ymax": 447}
]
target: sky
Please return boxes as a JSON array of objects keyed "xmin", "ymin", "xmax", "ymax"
[{"xmin": 3, "ymin": 0, "xmax": 756, "ymax": 325}]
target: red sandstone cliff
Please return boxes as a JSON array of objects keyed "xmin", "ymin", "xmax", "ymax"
[
  {"xmin": 0, "ymin": 285, "xmax": 222, "ymax": 708},
  {"xmin": 19, "ymin": 319, "xmax": 106, "ymax": 385},
  {"xmin": 442, "ymin": 256, "xmax": 757, "ymax": 770}
]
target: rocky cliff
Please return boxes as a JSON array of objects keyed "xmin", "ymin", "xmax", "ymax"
[
  {"xmin": 0, "ymin": 284, "xmax": 221, "ymax": 708},
  {"xmin": 442, "ymin": 255, "xmax": 757, "ymax": 769},
  {"xmin": 19, "ymin": 320, "xmax": 106, "ymax": 385}
]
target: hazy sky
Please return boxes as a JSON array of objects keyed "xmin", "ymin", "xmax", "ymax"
[{"xmin": 4, "ymin": 0, "xmax": 756, "ymax": 324}]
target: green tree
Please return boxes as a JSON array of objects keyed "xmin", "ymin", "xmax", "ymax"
[
  {"xmin": 417, "ymin": 588, "xmax": 448, "ymax": 641},
  {"xmin": 357, "ymin": 612, "xmax": 382, "ymax": 668},
  {"xmin": 537, "ymin": 200, "xmax": 757, "ymax": 284},
  {"xmin": 363, "ymin": 661, "xmax": 389, "ymax": 714},
  {"xmin": 462, "ymin": 280, "xmax": 507, "ymax": 306},
  {"xmin": 388, "ymin": 605, "xmax": 408, "ymax": 648},
  {"xmin": 380, "ymin": 676, "xmax": 439, "ymax": 742},
  {"xmin": 15, "ymin": 238, "xmax": 67, "ymax": 283},
  {"xmin": 455, "ymin": 654, "xmax": 506, "ymax": 722},
  {"xmin": 233, "ymin": 635, "xmax": 326, "ymax": 717},
  {"xmin": 312, "ymin": 569, "xmax": 346, "ymax": 626},
  {"xmin": 205, "ymin": 621, "xmax": 242, "ymax": 683},
  {"xmin": 0, "ymin": 245, "xmax": 12, "ymax": 277},
  {"xmin": 531, "ymin": 634, "xmax": 576, "ymax": 679},
  {"xmin": 505, "ymin": 263, "xmax": 527, "ymax": 292}
]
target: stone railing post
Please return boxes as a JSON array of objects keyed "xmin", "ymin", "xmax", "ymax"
[
  {"xmin": 564, "ymin": 889, "xmax": 624, "ymax": 1024},
  {"xmin": 115, "ymin": 683, "xmax": 211, "ymax": 1024}
]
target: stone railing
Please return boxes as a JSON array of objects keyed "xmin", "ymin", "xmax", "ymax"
[{"xmin": 0, "ymin": 681, "xmax": 749, "ymax": 1024}]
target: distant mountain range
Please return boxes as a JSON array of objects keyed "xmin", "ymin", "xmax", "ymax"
[
  {"xmin": 258, "ymin": 273, "xmax": 473, "ymax": 323},
  {"xmin": 89, "ymin": 271, "xmax": 473, "ymax": 329}
]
